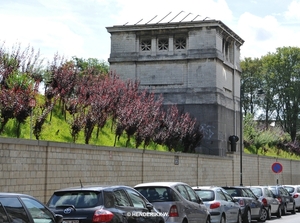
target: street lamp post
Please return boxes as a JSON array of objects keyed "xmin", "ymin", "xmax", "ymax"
[
  {"xmin": 29, "ymin": 98, "xmax": 36, "ymax": 139},
  {"xmin": 239, "ymin": 82, "xmax": 243, "ymax": 186},
  {"xmin": 239, "ymin": 78, "xmax": 264, "ymax": 186}
]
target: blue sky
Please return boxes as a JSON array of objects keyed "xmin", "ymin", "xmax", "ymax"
[{"xmin": 1, "ymin": 0, "xmax": 300, "ymax": 63}]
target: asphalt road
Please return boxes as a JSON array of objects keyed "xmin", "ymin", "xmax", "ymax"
[{"xmin": 257, "ymin": 212, "xmax": 300, "ymax": 223}]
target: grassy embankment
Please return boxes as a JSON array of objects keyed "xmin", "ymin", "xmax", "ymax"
[{"xmin": 1, "ymin": 103, "xmax": 300, "ymax": 160}]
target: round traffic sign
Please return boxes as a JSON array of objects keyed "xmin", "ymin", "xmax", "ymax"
[{"xmin": 271, "ymin": 162, "xmax": 283, "ymax": 173}]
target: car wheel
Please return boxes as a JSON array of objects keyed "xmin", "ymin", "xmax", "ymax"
[
  {"xmin": 242, "ymin": 209, "xmax": 251, "ymax": 223},
  {"xmin": 291, "ymin": 203, "xmax": 296, "ymax": 214},
  {"xmin": 276, "ymin": 206, "xmax": 282, "ymax": 218},
  {"xmin": 282, "ymin": 204, "xmax": 287, "ymax": 216},
  {"xmin": 267, "ymin": 207, "xmax": 271, "ymax": 220},
  {"xmin": 220, "ymin": 215, "xmax": 226, "ymax": 223},
  {"xmin": 236, "ymin": 211, "xmax": 242, "ymax": 223},
  {"xmin": 205, "ymin": 216, "xmax": 211, "ymax": 223},
  {"xmin": 259, "ymin": 207, "xmax": 267, "ymax": 222}
]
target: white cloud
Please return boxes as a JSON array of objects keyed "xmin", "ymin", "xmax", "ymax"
[
  {"xmin": 111, "ymin": 0, "xmax": 233, "ymax": 26},
  {"xmin": 0, "ymin": 13, "xmax": 84, "ymax": 61},
  {"xmin": 236, "ymin": 11, "xmax": 300, "ymax": 58},
  {"xmin": 285, "ymin": 0, "xmax": 300, "ymax": 19},
  {"xmin": 2, "ymin": 0, "xmax": 300, "ymax": 62}
]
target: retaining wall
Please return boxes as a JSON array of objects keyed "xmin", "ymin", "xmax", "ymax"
[{"xmin": 0, "ymin": 137, "xmax": 299, "ymax": 204}]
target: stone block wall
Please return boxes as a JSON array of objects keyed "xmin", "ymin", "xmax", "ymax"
[{"xmin": 0, "ymin": 137, "xmax": 299, "ymax": 204}]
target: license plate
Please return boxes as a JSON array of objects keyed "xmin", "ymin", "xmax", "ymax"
[{"xmin": 63, "ymin": 221, "xmax": 79, "ymax": 223}]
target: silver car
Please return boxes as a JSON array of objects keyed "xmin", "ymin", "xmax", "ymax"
[
  {"xmin": 193, "ymin": 186, "xmax": 242, "ymax": 223},
  {"xmin": 134, "ymin": 182, "xmax": 211, "ymax": 223},
  {"xmin": 283, "ymin": 185, "xmax": 300, "ymax": 211},
  {"xmin": 248, "ymin": 186, "xmax": 281, "ymax": 219}
]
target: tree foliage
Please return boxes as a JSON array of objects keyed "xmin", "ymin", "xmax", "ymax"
[
  {"xmin": 4, "ymin": 49, "xmax": 202, "ymax": 152},
  {"xmin": 241, "ymin": 47, "xmax": 300, "ymax": 142},
  {"xmin": 0, "ymin": 43, "xmax": 42, "ymax": 137}
]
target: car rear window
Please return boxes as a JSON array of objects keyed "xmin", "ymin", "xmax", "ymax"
[
  {"xmin": 284, "ymin": 186, "xmax": 295, "ymax": 193},
  {"xmin": 195, "ymin": 190, "xmax": 214, "ymax": 201},
  {"xmin": 223, "ymin": 188, "xmax": 241, "ymax": 197},
  {"xmin": 269, "ymin": 187, "xmax": 277, "ymax": 195},
  {"xmin": 48, "ymin": 191, "xmax": 101, "ymax": 208},
  {"xmin": 135, "ymin": 187, "xmax": 179, "ymax": 202},
  {"xmin": 250, "ymin": 188, "xmax": 262, "ymax": 197}
]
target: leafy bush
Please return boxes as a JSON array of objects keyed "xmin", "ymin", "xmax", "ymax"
[{"xmin": 243, "ymin": 113, "xmax": 293, "ymax": 155}]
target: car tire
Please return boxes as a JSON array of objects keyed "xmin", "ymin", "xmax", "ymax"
[
  {"xmin": 220, "ymin": 215, "xmax": 225, "ymax": 223},
  {"xmin": 243, "ymin": 209, "xmax": 251, "ymax": 223},
  {"xmin": 282, "ymin": 204, "xmax": 287, "ymax": 216},
  {"xmin": 205, "ymin": 217, "xmax": 211, "ymax": 223},
  {"xmin": 267, "ymin": 207, "xmax": 271, "ymax": 220},
  {"xmin": 259, "ymin": 207, "xmax": 267, "ymax": 222},
  {"xmin": 276, "ymin": 206, "xmax": 282, "ymax": 218},
  {"xmin": 236, "ymin": 211, "xmax": 242, "ymax": 223},
  {"xmin": 291, "ymin": 203, "xmax": 296, "ymax": 214}
]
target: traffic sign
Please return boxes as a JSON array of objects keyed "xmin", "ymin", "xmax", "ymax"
[{"xmin": 271, "ymin": 162, "xmax": 283, "ymax": 174}]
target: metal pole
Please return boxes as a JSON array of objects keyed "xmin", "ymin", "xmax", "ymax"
[
  {"xmin": 30, "ymin": 109, "xmax": 32, "ymax": 139},
  {"xmin": 240, "ymin": 81, "xmax": 243, "ymax": 186}
]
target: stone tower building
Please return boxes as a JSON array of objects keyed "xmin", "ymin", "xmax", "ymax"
[{"xmin": 106, "ymin": 19, "xmax": 244, "ymax": 156}]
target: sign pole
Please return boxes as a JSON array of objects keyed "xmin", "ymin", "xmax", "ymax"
[{"xmin": 271, "ymin": 162, "xmax": 283, "ymax": 185}]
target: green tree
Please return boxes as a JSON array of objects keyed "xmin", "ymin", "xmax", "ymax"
[
  {"xmin": 0, "ymin": 44, "xmax": 42, "ymax": 137},
  {"xmin": 262, "ymin": 47, "xmax": 300, "ymax": 141},
  {"xmin": 240, "ymin": 57, "xmax": 264, "ymax": 116},
  {"xmin": 72, "ymin": 57, "xmax": 109, "ymax": 76}
]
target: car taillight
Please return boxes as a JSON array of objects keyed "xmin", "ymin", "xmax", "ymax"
[
  {"xmin": 169, "ymin": 205, "xmax": 179, "ymax": 217},
  {"xmin": 210, "ymin": 202, "xmax": 221, "ymax": 209},
  {"xmin": 277, "ymin": 197, "xmax": 282, "ymax": 203},
  {"xmin": 239, "ymin": 199, "xmax": 245, "ymax": 207},
  {"xmin": 293, "ymin": 194, "xmax": 299, "ymax": 198},
  {"xmin": 262, "ymin": 198, "xmax": 268, "ymax": 206},
  {"xmin": 92, "ymin": 209, "xmax": 114, "ymax": 223}
]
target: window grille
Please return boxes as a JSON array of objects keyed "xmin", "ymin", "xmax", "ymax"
[
  {"xmin": 175, "ymin": 37, "xmax": 186, "ymax": 49},
  {"xmin": 158, "ymin": 38, "xmax": 168, "ymax": 50},
  {"xmin": 141, "ymin": 39, "xmax": 151, "ymax": 51}
]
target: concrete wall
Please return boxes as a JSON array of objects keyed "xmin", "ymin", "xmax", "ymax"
[
  {"xmin": 107, "ymin": 21, "xmax": 243, "ymax": 156},
  {"xmin": 0, "ymin": 137, "xmax": 299, "ymax": 204}
]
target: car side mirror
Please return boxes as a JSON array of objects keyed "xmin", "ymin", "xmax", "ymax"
[
  {"xmin": 146, "ymin": 203, "xmax": 154, "ymax": 211},
  {"xmin": 55, "ymin": 214, "xmax": 63, "ymax": 223},
  {"xmin": 199, "ymin": 198, "xmax": 204, "ymax": 204}
]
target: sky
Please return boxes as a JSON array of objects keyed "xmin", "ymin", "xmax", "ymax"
[{"xmin": 1, "ymin": 0, "xmax": 300, "ymax": 63}]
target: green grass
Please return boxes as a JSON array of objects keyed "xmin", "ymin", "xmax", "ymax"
[
  {"xmin": 0, "ymin": 104, "xmax": 169, "ymax": 152},
  {"xmin": 1, "ymin": 104, "xmax": 299, "ymax": 159},
  {"xmin": 244, "ymin": 145, "xmax": 300, "ymax": 160}
]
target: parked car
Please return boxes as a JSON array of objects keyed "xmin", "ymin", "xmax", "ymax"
[
  {"xmin": 0, "ymin": 192, "xmax": 63, "ymax": 223},
  {"xmin": 47, "ymin": 185, "xmax": 165, "ymax": 223},
  {"xmin": 283, "ymin": 185, "xmax": 300, "ymax": 211},
  {"xmin": 222, "ymin": 186, "xmax": 267, "ymax": 223},
  {"xmin": 192, "ymin": 186, "xmax": 242, "ymax": 223},
  {"xmin": 268, "ymin": 185, "xmax": 296, "ymax": 215},
  {"xmin": 134, "ymin": 182, "xmax": 211, "ymax": 223},
  {"xmin": 248, "ymin": 185, "xmax": 281, "ymax": 219}
]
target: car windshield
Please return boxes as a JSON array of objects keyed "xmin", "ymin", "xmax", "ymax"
[
  {"xmin": 194, "ymin": 190, "xmax": 214, "ymax": 201},
  {"xmin": 48, "ymin": 191, "xmax": 101, "ymax": 208},
  {"xmin": 135, "ymin": 187, "xmax": 179, "ymax": 202}
]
